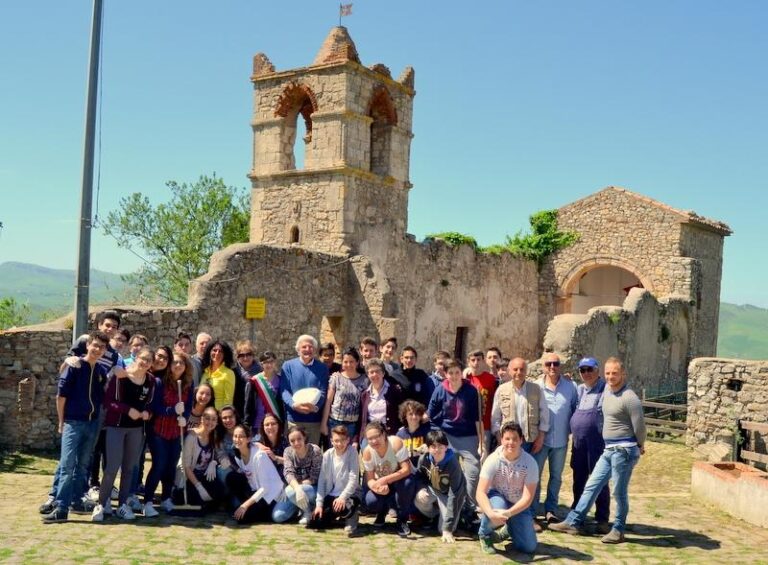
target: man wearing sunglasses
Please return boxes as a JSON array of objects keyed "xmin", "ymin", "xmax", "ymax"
[
  {"xmin": 533, "ymin": 352, "xmax": 577, "ymax": 525},
  {"xmin": 569, "ymin": 357, "xmax": 610, "ymax": 535}
]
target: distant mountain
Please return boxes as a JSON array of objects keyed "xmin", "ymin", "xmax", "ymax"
[
  {"xmin": 0, "ymin": 261, "xmax": 130, "ymax": 321},
  {"xmin": 717, "ymin": 302, "xmax": 768, "ymax": 360},
  {"xmin": 1, "ymin": 261, "xmax": 766, "ymax": 359}
]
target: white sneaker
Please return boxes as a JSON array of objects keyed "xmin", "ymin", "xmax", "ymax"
[
  {"xmin": 86, "ymin": 486, "xmax": 100, "ymax": 503},
  {"xmin": 298, "ymin": 511, "xmax": 309, "ymax": 526},
  {"xmin": 143, "ymin": 502, "xmax": 159, "ymax": 517},
  {"xmin": 160, "ymin": 498, "xmax": 174, "ymax": 513},
  {"xmin": 126, "ymin": 495, "xmax": 142, "ymax": 512},
  {"xmin": 110, "ymin": 487, "xmax": 119, "ymax": 501},
  {"xmin": 116, "ymin": 503, "xmax": 136, "ymax": 520},
  {"xmin": 91, "ymin": 504, "xmax": 105, "ymax": 522}
]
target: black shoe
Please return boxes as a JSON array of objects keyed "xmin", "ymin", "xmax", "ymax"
[
  {"xmin": 373, "ymin": 511, "xmax": 386, "ymax": 528},
  {"xmin": 396, "ymin": 519, "xmax": 411, "ymax": 537},
  {"xmin": 70, "ymin": 498, "xmax": 91, "ymax": 514},
  {"xmin": 39, "ymin": 496, "xmax": 56, "ymax": 515},
  {"xmin": 42, "ymin": 508, "xmax": 68, "ymax": 523}
]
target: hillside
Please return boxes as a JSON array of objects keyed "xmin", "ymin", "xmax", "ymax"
[
  {"xmin": 0, "ymin": 261, "xmax": 130, "ymax": 321},
  {"xmin": 1, "ymin": 262, "xmax": 767, "ymax": 358},
  {"xmin": 717, "ymin": 302, "xmax": 768, "ymax": 360}
]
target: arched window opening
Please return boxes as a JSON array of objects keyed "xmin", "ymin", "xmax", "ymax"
[
  {"xmin": 567, "ymin": 265, "xmax": 643, "ymax": 314},
  {"xmin": 275, "ymin": 83, "xmax": 318, "ymax": 171},
  {"xmin": 368, "ymin": 86, "xmax": 397, "ymax": 176},
  {"xmin": 289, "ymin": 225, "xmax": 300, "ymax": 244}
]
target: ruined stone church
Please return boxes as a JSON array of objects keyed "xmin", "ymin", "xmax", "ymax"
[{"xmin": 0, "ymin": 26, "xmax": 732, "ymax": 448}]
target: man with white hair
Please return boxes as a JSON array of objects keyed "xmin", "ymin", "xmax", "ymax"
[
  {"xmin": 279, "ymin": 335, "xmax": 329, "ymax": 445},
  {"xmin": 191, "ymin": 332, "xmax": 211, "ymax": 387}
]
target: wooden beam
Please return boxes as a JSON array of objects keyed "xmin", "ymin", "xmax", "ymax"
[
  {"xmin": 741, "ymin": 450, "xmax": 768, "ymax": 465},
  {"xmin": 644, "ymin": 417, "xmax": 687, "ymax": 429},
  {"xmin": 642, "ymin": 401, "xmax": 687, "ymax": 410},
  {"xmin": 740, "ymin": 421, "xmax": 768, "ymax": 433}
]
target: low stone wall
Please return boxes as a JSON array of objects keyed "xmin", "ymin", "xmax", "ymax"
[
  {"xmin": 533, "ymin": 288, "xmax": 692, "ymax": 393},
  {"xmin": 686, "ymin": 358, "xmax": 768, "ymax": 448}
]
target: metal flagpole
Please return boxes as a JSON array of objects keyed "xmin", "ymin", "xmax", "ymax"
[{"xmin": 73, "ymin": 0, "xmax": 104, "ymax": 340}]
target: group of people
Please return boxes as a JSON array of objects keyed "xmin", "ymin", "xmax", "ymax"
[{"xmin": 40, "ymin": 309, "xmax": 647, "ymax": 556}]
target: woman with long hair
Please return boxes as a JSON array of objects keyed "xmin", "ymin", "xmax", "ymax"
[
  {"xmin": 187, "ymin": 383, "xmax": 215, "ymax": 430},
  {"xmin": 200, "ymin": 340, "xmax": 238, "ymax": 412},
  {"xmin": 143, "ymin": 351, "xmax": 193, "ymax": 516},
  {"xmin": 272, "ymin": 425, "xmax": 323, "ymax": 524},
  {"xmin": 92, "ymin": 347, "xmax": 155, "ymax": 521},
  {"xmin": 226, "ymin": 424, "xmax": 285, "ymax": 523},
  {"xmin": 256, "ymin": 413, "xmax": 288, "ymax": 477},
  {"xmin": 179, "ymin": 405, "xmax": 225, "ymax": 510},
  {"xmin": 320, "ymin": 347, "xmax": 368, "ymax": 442},
  {"xmin": 152, "ymin": 346, "xmax": 172, "ymax": 379}
]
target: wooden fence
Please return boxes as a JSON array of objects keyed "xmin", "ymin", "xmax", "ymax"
[
  {"xmin": 739, "ymin": 420, "xmax": 768, "ymax": 469},
  {"xmin": 641, "ymin": 390, "xmax": 687, "ymax": 438}
]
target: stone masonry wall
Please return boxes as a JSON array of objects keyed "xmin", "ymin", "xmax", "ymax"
[
  {"xmin": 687, "ymin": 358, "xmax": 768, "ymax": 448},
  {"xmin": 535, "ymin": 288, "xmax": 692, "ymax": 394},
  {"xmin": 0, "ymin": 244, "xmax": 354, "ymax": 449}
]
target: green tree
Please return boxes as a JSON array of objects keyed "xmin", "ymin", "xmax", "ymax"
[
  {"xmin": 0, "ymin": 297, "xmax": 30, "ymax": 330},
  {"xmin": 103, "ymin": 174, "xmax": 250, "ymax": 304}
]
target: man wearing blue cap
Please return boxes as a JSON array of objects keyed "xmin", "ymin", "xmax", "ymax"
[{"xmin": 568, "ymin": 357, "xmax": 610, "ymax": 534}]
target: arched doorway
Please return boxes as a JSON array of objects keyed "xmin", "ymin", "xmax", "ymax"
[{"xmin": 559, "ymin": 260, "xmax": 651, "ymax": 314}]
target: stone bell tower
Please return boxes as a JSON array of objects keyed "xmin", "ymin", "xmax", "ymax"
[{"xmin": 248, "ymin": 27, "xmax": 416, "ymax": 263}]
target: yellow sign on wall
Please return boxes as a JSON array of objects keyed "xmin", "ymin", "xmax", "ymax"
[{"xmin": 245, "ymin": 298, "xmax": 266, "ymax": 320}]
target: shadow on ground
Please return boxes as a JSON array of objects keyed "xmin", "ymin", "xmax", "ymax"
[{"xmin": 628, "ymin": 522, "xmax": 721, "ymax": 550}]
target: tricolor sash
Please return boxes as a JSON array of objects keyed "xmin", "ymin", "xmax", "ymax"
[{"xmin": 252, "ymin": 372, "xmax": 282, "ymax": 420}]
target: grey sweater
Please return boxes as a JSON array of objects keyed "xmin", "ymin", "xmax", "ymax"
[
  {"xmin": 315, "ymin": 445, "xmax": 360, "ymax": 508},
  {"xmin": 602, "ymin": 385, "xmax": 647, "ymax": 447}
]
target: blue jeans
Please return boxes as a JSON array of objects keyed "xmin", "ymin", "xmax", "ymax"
[
  {"xmin": 272, "ymin": 484, "xmax": 317, "ymax": 523},
  {"xmin": 327, "ymin": 418, "xmax": 358, "ymax": 441},
  {"xmin": 144, "ymin": 434, "xmax": 181, "ymax": 503},
  {"xmin": 563, "ymin": 445, "xmax": 640, "ymax": 532},
  {"xmin": 478, "ymin": 490, "xmax": 537, "ymax": 554},
  {"xmin": 533, "ymin": 444, "xmax": 567, "ymax": 515},
  {"xmin": 55, "ymin": 419, "xmax": 100, "ymax": 511},
  {"xmin": 363, "ymin": 475, "xmax": 415, "ymax": 522}
]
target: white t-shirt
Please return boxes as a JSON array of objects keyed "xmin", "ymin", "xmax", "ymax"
[{"xmin": 479, "ymin": 447, "xmax": 539, "ymax": 504}]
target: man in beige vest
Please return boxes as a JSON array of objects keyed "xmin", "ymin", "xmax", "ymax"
[{"xmin": 490, "ymin": 358, "xmax": 549, "ymax": 455}]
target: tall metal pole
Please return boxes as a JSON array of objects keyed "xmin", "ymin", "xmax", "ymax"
[{"xmin": 73, "ymin": 0, "xmax": 104, "ymax": 340}]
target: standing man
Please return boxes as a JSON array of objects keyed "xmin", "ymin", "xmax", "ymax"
[
  {"xmin": 191, "ymin": 332, "xmax": 211, "ymax": 387},
  {"xmin": 42, "ymin": 332, "xmax": 111, "ymax": 522},
  {"xmin": 550, "ymin": 357, "xmax": 646, "ymax": 543},
  {"xmin": 280, "ymin": 335, "xmax": 329, "ymax": 445},
  {"xmin": 174, "ymin": 332, "xmax": 194, "ymax": 356},
  {"xmin": 491, "ymin": 357, "xmax": 549, "ymax": 455},
  {"xmin": 534, "ymin": 352, "xmax": 577, "ymax": 524},
  {"xmin": 467, "ymin": 350, "xmax": 497, "ymax": 457},
  {"xmin": 399, "ymin": 346, "xmax": 430, "ymax": 405},
  {"xmin": 569, "ymin": 357, "xmax": 610, "ymax": 534},
  {"xmin": 485, "ymin": 347, "xmax": 502, "ymax": 382}
]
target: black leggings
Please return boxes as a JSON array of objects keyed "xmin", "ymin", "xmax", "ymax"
[
  {"xmin": 308, "ymin": 495, "xmax": 360, "ymax": 529},
  {"xmin": 226, "ymin": 472, "xmax": 276, "ymax": 523}
]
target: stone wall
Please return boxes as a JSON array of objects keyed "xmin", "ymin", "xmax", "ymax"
[
  {"xmin": 687, "ymin": 358, "xmax": 768, "ymax": 448},
  {"xmin": 535, "ymin": 288, "xmax": 692, "ymax": 394},
  {"xmin": 538, "ymin": 186, "xmax": 728, "ymax": 359}
]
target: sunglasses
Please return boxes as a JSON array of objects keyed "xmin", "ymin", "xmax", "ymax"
[
  {"xmin": 237, "ymin": 352, "xmax": 254, "ymax": 358},
  {"xmin": 544, "ymin": 361, "xmax": 560, "ymax": 367},
  {"xmin": 579, "ymin": 366, "xmax": 595, "ymax": 373}
]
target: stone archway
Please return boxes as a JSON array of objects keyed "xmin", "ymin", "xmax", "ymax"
[{"xmin": 558, "ymin": 257, "xmax": 653, "ymax": 315}]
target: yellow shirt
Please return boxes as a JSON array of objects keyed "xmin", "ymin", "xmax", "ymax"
[{"xmin": 201, "ymin": 365, "xmax": 236, "ymax": 410}]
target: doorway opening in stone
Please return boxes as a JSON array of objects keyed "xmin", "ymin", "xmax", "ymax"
[
  {"xmin": 454, "ymin": 326, "xmax": 468, "ymax": 363},
  {"xmin": 562, "ymin": 264, "xmax": 646, "ymax": 314},
  {"xmin": 320, "ymin": 316, "xmax": 345, "ymax": 361},
  {"xmin": 289, "ymin": 225, "xmax": 300, "ymax": 244}
]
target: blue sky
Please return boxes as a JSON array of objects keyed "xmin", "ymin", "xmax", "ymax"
[{"xmin": 1, "ymin": 1, "xmax": 766, "ymax": 307}]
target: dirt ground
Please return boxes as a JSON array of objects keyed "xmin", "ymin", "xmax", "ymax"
[{"xmin": 2, "ymin": 440, "xmax": 767, "ymax": 564}]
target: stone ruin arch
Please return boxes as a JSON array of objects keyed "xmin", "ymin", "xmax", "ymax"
[
  {"xmin": 557, "ymin": 256, "xmax": 654, "ymax": 315},
  {"xmin": 274, "ymin": 82, "xmax": 319, "ymax": 169},
  {"xmin": 367, "ymin": 85, "xmax": 397, "ymax": 176}
]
